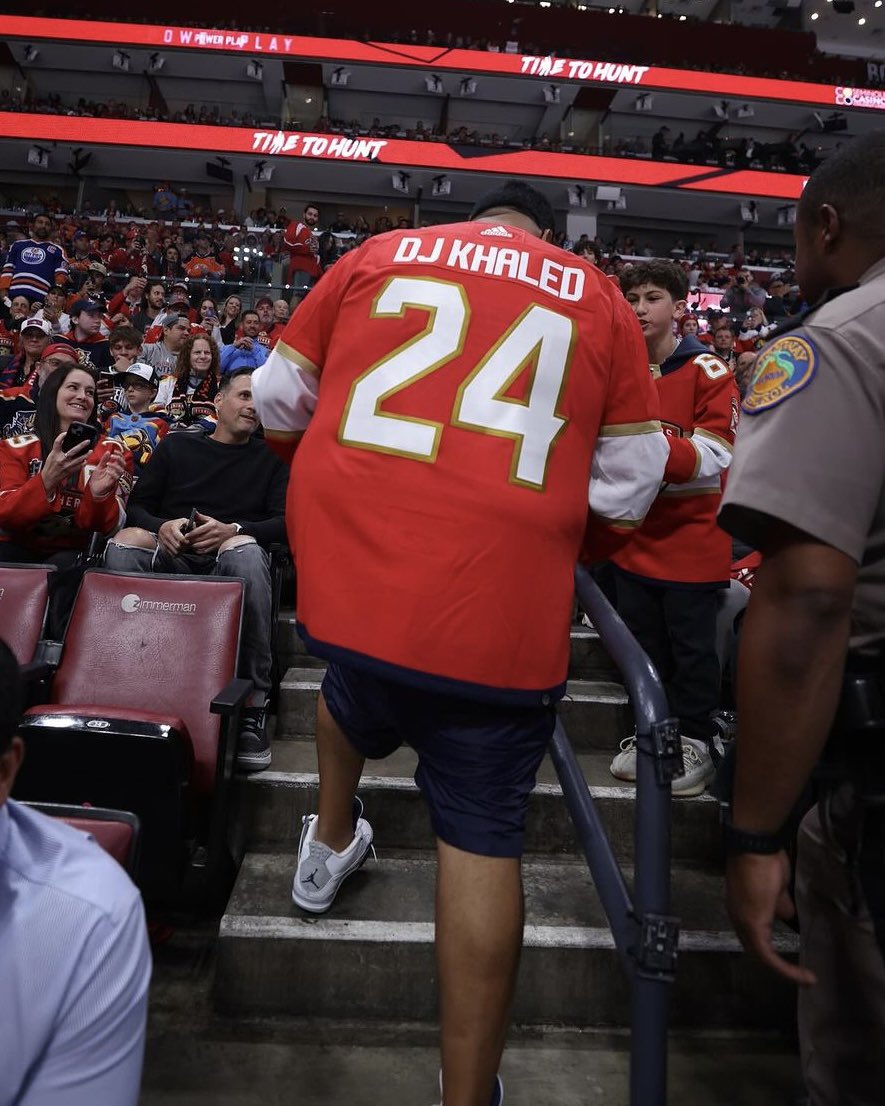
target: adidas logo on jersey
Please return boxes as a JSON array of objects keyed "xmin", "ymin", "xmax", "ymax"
[{"xmin": 479, "ymin": 225, "xmax": 514, "ymax": 238}]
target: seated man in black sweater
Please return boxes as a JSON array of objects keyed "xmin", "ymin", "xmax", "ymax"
[{"xmin": 104, "ymin": 368, "xmax": 288, "ymax": 770}]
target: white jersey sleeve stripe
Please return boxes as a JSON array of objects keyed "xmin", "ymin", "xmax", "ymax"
[
  {"xmin": 690, "ymin": 428, "xmax": 733, "ymax": 479},
  {"xmin": 589, "ymin": 426, "xmax": 669, "ymax": 526},
  {"xmin": 252, "ymin": 341, "xmax": 320, "ymax": 435}
]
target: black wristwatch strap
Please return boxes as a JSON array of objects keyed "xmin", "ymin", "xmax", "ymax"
[{"xmin": 722, "ymin": 812, "xmax": 787, "ymax": 855}]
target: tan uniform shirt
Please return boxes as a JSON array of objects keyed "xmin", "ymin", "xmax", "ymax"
[{"xmin": 720, "ymin": 256, "xmax": 885, "ymax": 652}]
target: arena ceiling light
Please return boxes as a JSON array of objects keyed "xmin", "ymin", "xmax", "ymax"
[
  {"xmin": 567, "ymin": 184, "xmax": 587, "ymax": 207},
  {"xmin": 740, "ymin": 200, "xmax": 759, "ymax": 223},
  {"xmin": 431, "ymin": 174, "xmax": 452, "ymax": 196}
]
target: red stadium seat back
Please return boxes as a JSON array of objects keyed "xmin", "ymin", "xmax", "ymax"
[
  {"xmin": 51, "ymin": 570, "xmax": 244, "ymax": 795},
  {"xmin": 0, "ymin": 563, "xmax": 55, "ymax": 663},
  {"xmin": 22, "ymin": 802, "xmax": 141, "ymax": 876}
]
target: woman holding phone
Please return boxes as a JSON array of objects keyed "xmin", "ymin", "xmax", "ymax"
[{"xmin": 0, "ymin": 361, "xmax": 133, "ymax": 565}]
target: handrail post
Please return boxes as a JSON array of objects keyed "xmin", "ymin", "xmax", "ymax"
[{"xmin": 565, "ymin": 566, "xmax": 678, "ymax": 1106}]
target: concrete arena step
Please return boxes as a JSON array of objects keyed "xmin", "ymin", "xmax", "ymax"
[
  {"xmin": 237, "ymin": 741, "xmax": 723, "ymax": 866},
  {"xmin": 276, "ymin": 613, "xmax": 619, "ymax": 681},
  {"xmin": 277, "ymin": 667, "xmax": 633, "ymax": 751},
  {"xmin": 214, "ymin": 850, "xmax": 797, "ymax": 1031}
]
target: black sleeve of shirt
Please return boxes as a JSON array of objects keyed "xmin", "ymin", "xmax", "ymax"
[
  {"xmin": 241, "ymin": 453, "xmax": 289, "ymax": 547},
  {"xmin": 124, "ymin": 438, "xmax": 174, "ymax": 532}
]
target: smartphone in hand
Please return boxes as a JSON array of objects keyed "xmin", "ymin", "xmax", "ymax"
[
  {"xmin": 181, "ymin": 507, "xmax": 198, "ymax": 535},
  {"xmin": 60, "ymin": 421, "xmax": 99, "ymax": 454}
]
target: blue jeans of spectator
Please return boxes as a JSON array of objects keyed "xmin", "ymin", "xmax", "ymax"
[{"xmin": 104, "ymin": 538, "xmax": 273, "ymax": 699}]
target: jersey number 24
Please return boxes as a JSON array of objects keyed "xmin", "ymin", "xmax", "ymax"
[{"xmin": 338, "ymin": 276, "xmax": 576, "ymax": 490}]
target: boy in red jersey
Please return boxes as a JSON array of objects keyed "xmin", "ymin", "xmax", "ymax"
[
  {"xmin": 253, "ymin": 182, "xmax": 669, "ymax": 1106},
  {"xmin": 609, "ymin": 260, "xmax": 740, "ymax": 795}
]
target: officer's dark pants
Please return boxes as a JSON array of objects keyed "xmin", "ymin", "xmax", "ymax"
[
  {"xmin": 797, "ymin": 782, "xmax": 885, "ymax": 1106},
  {"xmin": 612, "ymin": 567, "xmax": 721, "ymax": 741}
]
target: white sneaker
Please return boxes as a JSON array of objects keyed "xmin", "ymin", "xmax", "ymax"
[
  {"xmin": 433, "ymin": 1070, "xmax": 504, "ymax": 1106},
  {"xmin": 675, "ymin": 737, "xmax": 716, "ymax": 797},
  {"xmin": 292, "ymin": 800, "xmax": 374, "ymax": 914},
  {"xmin": 608, "ymin": 734, "xmax": 716, "ymax": 797},
  {"xmin": 609, "ymin": 735, "xmax": 639, "ymax": 781}
]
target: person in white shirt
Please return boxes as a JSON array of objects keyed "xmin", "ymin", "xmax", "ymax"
[{"xmin": 0, "ymin": 639, "xmax": 152, "ymax": 1106}]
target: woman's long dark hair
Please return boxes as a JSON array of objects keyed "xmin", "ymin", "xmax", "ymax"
[
  {"xmin": 172, "ymin": 334, "xmax": 221, "ymax": 402},
  {"xmin": 161, "ymin": 246, "xmax": 183, "ymax": 279},
  {"xmin": 35, "ymin": 361, "xmax": 100, "ymax": 458}
]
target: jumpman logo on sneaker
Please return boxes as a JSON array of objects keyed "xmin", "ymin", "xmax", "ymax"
[{"xmin": 302, "ymin": 868, "xmax": 320, "ymax": 889}]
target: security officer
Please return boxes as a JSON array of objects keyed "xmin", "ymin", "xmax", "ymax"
[{"xmin": 719, "ymin": 130, "xmax": 885, "ymax": 1105}]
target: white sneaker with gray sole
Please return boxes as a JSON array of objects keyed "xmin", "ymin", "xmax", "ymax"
[
  {"xmin": 609, "ymin": 734, "xmax": 716, "ymax": 797},
  {"xmin": 292, "ymin": 797, "xmax": 374, "ymax": 913}
]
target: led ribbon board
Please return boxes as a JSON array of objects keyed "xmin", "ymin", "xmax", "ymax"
[
  {"xmin": 1, "ymin": 15, "xmax": 884, "ymax": 112},
  {"xmin": 0, "ymin": 114, "xmax": 807, "ymax": 200}
]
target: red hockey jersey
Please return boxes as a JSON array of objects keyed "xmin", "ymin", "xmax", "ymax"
[
  {"xmin": 0, "ymin": 434, "xmax": 133, "ymax": 553},
  {"xmin": 611, "ymin": 334, "xmax": 739, "ymax": 586},
  {"xmin": 283, "ymin": 220, "xmax": 321, "ymax": 279},
  {"xmin": 253, "ymin": 222, "xmax": 670, "ymax": 703}
]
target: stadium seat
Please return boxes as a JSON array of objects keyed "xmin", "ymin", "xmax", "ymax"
[
  {"xmin": 12, "ymin": 568, "xmax": 251, "ymax": 905},
  {"xmin": 0, "ymin": 562, "xmax": 55, "ymax": 664},
  {"xmin": 22, "ymin": 802, "xmax": 141, "ymax": 876}
]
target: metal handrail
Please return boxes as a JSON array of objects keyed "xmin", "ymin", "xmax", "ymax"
[{"xmin": 548, "ymin": 564, "xmax": 678, "ymax": 1106}]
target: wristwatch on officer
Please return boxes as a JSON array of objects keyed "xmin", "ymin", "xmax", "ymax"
[
  {"xmin": 722, "ymin": 810, "xmax": 787, "ymax": 855},
  {"xmin": 232, "ymin": 523, "xmax": 243, "ymax": 535}
]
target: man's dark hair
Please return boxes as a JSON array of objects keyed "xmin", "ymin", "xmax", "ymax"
[
  {"xmin": 304, "ymin": 202, "xmax": 320, "ymax": 214},
  {"xmin": 108, "ymin": 325, "xmax": 142, "ymax": 349},
  {"xmin": 217, "ymin": 367, "xmax": 253, "ymax": 394},
  {"xmin": 241, "ymin": 310, "xmax": 260, "ymax": 323},
  {"xmin": 575, "ymin": 242, "xmax": 602, "ymax": 265},
  {"xmin": 35, "ymin": 360, "xmax": 100, "ymax": 458},
  {"xmin": 619, "ymin": 260, "xmax": 688, "ymax": 301},
  {"xmin": 0, "ymin": 639, "xmax": 22, "ymax": 755},
  {"xmin": 469, "ymin": 180, "xmax": 555, "ymax": 233},
  {"xmin": 798, "ymin": 132, "xmax": 885, "ymax": 236}
]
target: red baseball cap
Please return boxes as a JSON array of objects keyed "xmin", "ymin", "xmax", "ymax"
[{"xmin": 41, "ymin": 343, "xmax": 81, "ymax": 363}]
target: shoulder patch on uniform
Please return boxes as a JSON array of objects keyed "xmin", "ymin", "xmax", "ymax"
[{"xmin": 742, "ymin": 334, "xmax": 817, "ymax": 415}]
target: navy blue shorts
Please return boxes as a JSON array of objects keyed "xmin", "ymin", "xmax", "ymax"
[{"xmin": 320, "ymin": 661, "xmax": 555, "ymax": 859}]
